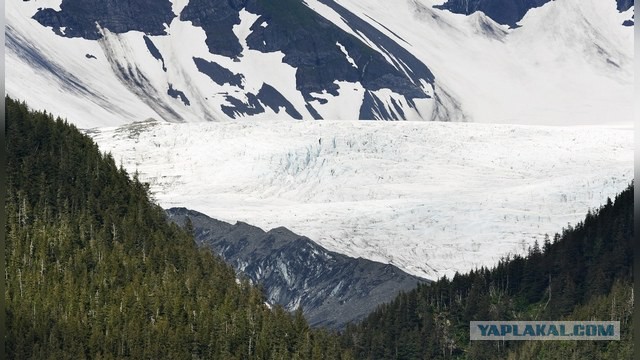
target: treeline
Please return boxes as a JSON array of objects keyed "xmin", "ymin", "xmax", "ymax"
[
  {"xmin": 340, "ymin": 182, "xmax": 633, "ymax": 359},
  {"xmin": 5, "ymin": 97, "xmax": 352, "ymax": 359}
]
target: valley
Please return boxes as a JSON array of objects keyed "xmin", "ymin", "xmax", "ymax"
[{"xmin": 90, "ymin": 120, "xmax": 633, "ymax": 279}]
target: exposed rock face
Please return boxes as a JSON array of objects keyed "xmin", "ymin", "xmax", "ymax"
[
  {"xmin": 193, "ymin": 57, "xmax": 245, "ymax": 88},
  {"xmin": 33, "ymin": 0, "xmax": 175, "ymax": 39},
  {"xmin": 244, "ymin": 0, "xmax": 430, "ymax": 102},
  {"xmin": 30, "ymin": 0, "xmax": 437, "ymax": 121},
  {"xmin": 167, "ymin": 207, "xmax": 427, "ymax": 329},
  {"xmin": 180, "ymin": 0, "xmax": 246, "ymax": 58},
  {"xmin": 433, "ymin": 0, "xmax": 552, "ymax": 27},
  {"xmin": 617, "ymin": 0, "xmax": 634, "ymax": 12},
  {"xmin": 435, "ymin": 0, "xmax": 634, "ymax": 27}
]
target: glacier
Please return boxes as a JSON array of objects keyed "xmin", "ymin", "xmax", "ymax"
[{"xmin": 90, "ymin": 120, "xmax": 633, "ymax": 279}]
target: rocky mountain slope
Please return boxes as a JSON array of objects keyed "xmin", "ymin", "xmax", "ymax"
[
  {"xmin": 7, "ymin": 0, "xmax": 633, "ymax": 126},
  {"xmin": 167, "ymin": 207, "xmax": 427, "ymax": 328}
]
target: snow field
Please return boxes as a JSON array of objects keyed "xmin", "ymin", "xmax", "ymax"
[{"xmin": 91, "ymin": 120, "xmax": 633, "ymax": 279}]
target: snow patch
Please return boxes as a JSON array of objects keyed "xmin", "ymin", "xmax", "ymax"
[
  {"xmin": 309, "ymin": 81, "xmax": 365, "ymax": 119},
  {"xmin": 336, "ymin": 41, "xmax": 358, "ymax": 68}
]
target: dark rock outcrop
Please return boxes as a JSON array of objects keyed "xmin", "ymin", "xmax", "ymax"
[
  {"xmin": 433, "ymin": 0, "xmax": 551, "ymax": 27},
  {"xmin": 256, "ymin": 84, "xmax": 303, "ymax": 119},
  {"xmin": 180, "ymin": 0, "xmax": 246, "ymax": 58},
  {"xmin": 193, "ymin": 57, "xmax": 245, "ymax": 88},
  {"xmin": 143, "ymin": 35, "xmax": 166, "ymax": 71},
  {"xmin": 617, "ymin": 0, "xmax": 634, "ymax": 12},
  {"xmin": 167, "ymin": 84, "xmax": 190, "ymax": 106},
  {"xmin": 167, "ymin": 207, "xmax": 428, "ymax": 329},
  {"xmin": 221, "ymin": 83, "xmax": 304, "ymax": 119},
  {"xmin": 33, "ymin": 0, "xmax": 175, "ymax": 39},
  {"xmin": 243, "ymin": 0, "xmax": 432, "ymax": 104}
]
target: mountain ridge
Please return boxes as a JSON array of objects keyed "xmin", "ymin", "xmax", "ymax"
[
  {"xmin": 5, "ymin": 96, "xmax": 353, "ymax": 359},
  {"xmin": 22, "ymin": 0, "xmax": 439, "ymax": 123},
  {"xmin": 166, "ymin": 207, "xmax": 428, "ymax": 329},
  {"xmin": 8, "ymin": 0, "xmax": 632, "ymax": 126}
]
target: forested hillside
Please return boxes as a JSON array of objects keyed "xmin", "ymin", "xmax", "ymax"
[
  {"xmin": 4, "ymin": 96, "xmax": 633, "ymax": 359},
  {"xmin": 340, "ymin": 183, "xmax": 634, "ymax": 359},
  {"xmin": 4, "ymin": 97, "xmax": 350, "ymax": 359}
]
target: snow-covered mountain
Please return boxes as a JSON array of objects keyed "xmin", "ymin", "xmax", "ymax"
[
  {"xmin": 90, "ymin": 120, "xmax": 633, "ymax": 279},
  {"xmin": 7, "ymin": 0, "xmax": 634, "ymax": 280},
  {"xmin": 6, "ymin": 0, "xmax": 633, "ymax": 126}
]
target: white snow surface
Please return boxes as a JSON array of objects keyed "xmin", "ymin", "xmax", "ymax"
[
  {"xmin": 6, "ymin": 0, "xmax": 634, "ymax": 125},
  {"xmin": 336, "ymin": 42, "xmax": 358, "ymax": 69},
  {"xmin": 90, "ymin": 121, "xmax": 633, "ymax": 280},
  {"xmin": 311, "ymin": 0, "xmax": 634, "ymax": 125}
]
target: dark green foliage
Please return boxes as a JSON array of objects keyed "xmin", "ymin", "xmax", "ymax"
[
  {"xmin": 505, "ymin": 280, "xmax": 633, "ymax": 360},
  {"xmin": 341, "ymin": 182, "xmax": 634, "ymax": 359},
  {"xmin": 4, "ymin": 97, "xmax": 351, "ymax": 359},
  {"xmin": 5, "ymin": 95, "xmax": 633, "ymax": 359}
]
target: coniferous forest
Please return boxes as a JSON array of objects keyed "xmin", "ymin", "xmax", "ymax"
[
  {"xmin": 5, "ymin": 96, "xmax": 634, "ymax": 359},
  {"xmin": 340, "ymin": 185, "xmax": 634, "ymax": 359},
  {"xmin": 5, "ymin": 97, "xmax": 350, "ymax": 359}
]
